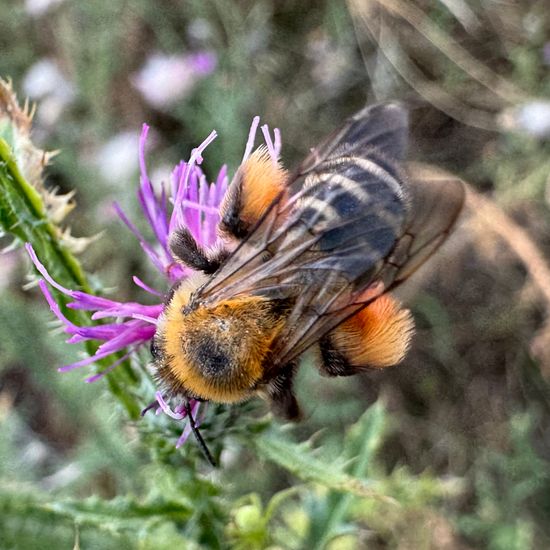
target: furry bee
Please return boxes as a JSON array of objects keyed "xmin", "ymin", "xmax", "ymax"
[{"xmin": 152, "ymin": 102, "xmax": 464, "ymax": 449}]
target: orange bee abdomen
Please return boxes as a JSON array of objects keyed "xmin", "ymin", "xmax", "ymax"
[{"xmin": 327, "ymin": 294, "xmax": 414, "ymax": 369}]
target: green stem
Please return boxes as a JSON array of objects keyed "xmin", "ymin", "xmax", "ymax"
[{"xmin": 0, "ymin": 138, "xmax": 89, "ymax": 290}]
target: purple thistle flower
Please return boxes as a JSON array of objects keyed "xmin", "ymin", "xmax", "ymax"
[{"xmin": 27, "ymin": 117, "xmax": 282, "ymax": 447}]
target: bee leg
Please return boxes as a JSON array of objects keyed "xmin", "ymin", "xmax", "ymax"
[
  {"xmin": 265, "ymin": 363, "xmax": 301, "ymax": 421},
  {"xmin": 318, "ymin": 336, "xmax": 360, "ymax": 377},
  {"xmin": 169, "ymin": 228, "xmax": 227, "ymax": 274}
]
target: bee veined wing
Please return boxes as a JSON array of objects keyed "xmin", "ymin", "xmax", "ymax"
[
  {"xmin": 199, "ymin": 102, "xmax": 410, "ymax": 300},
  {"xmin": 296, "ymin": 101, "xmax": 409, "ymax": 175},
  {"xmin": 197, "ymin": 103, "xmax": 464, "ymax": 365}
]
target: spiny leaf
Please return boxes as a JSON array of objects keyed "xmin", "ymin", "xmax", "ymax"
[
  {"xmin": 249, "ymin": 410, "xmax": 396, "ymax": 505},
  {"xmin": 46, "ymin": 495, "xmax": 194, "ymax": 526},
  {"xmin": 0, "ymin": 486, "xmax": 195, "ymax": 547}
]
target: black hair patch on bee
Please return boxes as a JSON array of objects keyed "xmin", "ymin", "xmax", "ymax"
[
  {"xmin": 154, "ymin": 362, "xmax": 184, "ymax": 395},
  {"xmin": 219, "ymin": 174, "xmax": 252, "ymax": 239},
  {"xmin": 268, "ymin": 297, "xmax": 295, "ymax": 317},
  {"xmin": 194, "ymin": 337, "xmax": 231, "ymax": 378},
  {"xmin": 220, "ymin": 206, "xmax": 250, "ymax": 240},
  {"xmin": 265, "ymin": 363, "xmax": 301, "ymax": 421},
  {"xmin": 163, "ymin": 280, "xmax": 181, "ymax": 306},
  {"xmin": 169, "ymin": 228, "xmax": 224, "ymax": 274},
  {"xmin": 150, "ymin": 338, "xmax": 161, "ymax": 360},
  {"xmin": 318, "ymin": 336, "xmax": 360, "ymax": 377}
]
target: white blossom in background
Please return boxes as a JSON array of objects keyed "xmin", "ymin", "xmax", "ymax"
[
  {"xmin": 499, "ymin": 101, "xmax": 550, "ymax": 139},
  {"xmin": 25, "ymin": 0, "xmax": 64, "ymax": 17},
  {"xmin": 0, "ymin": 252, "xmax": 18, "ymax": 291},
  {"xmin": 23, "ymin": 59, "xmax": 74, "ymax": 101},
  {"xmin": 306, "ymin": 36, "xmax": 352, "ymax": 98},
  {"xmin": 22, "ymin": 59, "xmax": 75, "ymax": 127},
  {"xmin": 95, "ymin": 132, "xmax": 140, "ymax": 184},
  {"xmin": 132, "ymin": 51, "xmax": 217, "ymax": 109},
  {"xmin": 516, "ymin": 102, "xmax": 550, "ymax": 138},
  {"xmin": 187, "ymin": 18, "xmax": 214, "ymax": 44},
  {"xmin": 151, "ymin": 164, "xmax": 175, "ymax": 192}
]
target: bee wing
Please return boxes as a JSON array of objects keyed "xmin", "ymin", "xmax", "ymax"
[
  {"xmin": 272, "ymin": 164, "xmax": 465, "ymax": 365},
  {"xmin": 389, "ymin": 162, "xmax": 465, "ymax": 284},
  {"xmin": 296, "ymin": 101, "xmax": 409, "ymax": 175},
  {"xmin": 200, "ymin": 102, "xmax": 410, "ymax": 300},
  {"xmin": 196, "ymin": 103, "xmax": 464, "ymax": 366}
]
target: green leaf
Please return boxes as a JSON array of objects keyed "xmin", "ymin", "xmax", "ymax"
[
  {"xmin": 250, "ymin": 405, "xmax": 395, "ymax": 504},
  {"xmin": 0, "ymin": 485, "xmax": 194, "ymax": 548}
]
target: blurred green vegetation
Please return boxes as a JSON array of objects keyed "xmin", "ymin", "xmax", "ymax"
[{"xmin": 1, "ymin": 0, "xmax": 550, "ymax": 548}]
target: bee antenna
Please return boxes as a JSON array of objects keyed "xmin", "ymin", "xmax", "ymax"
[{"xmin": 185, "ymin": 400, "xmax": 217, "ymax": 467}]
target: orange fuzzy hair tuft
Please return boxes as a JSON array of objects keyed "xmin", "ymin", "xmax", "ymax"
[
  {"xmin": 239, "ymin": 146, "xmax": 288, "ymax": 226},
  {"xmin": 330, "ymin": 294, "xmax": 414, "ymax": 368}
]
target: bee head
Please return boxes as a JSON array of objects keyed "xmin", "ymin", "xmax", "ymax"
[{"xmin": 153, "ymin": 286, "xmax": 285, "ymax": 403}]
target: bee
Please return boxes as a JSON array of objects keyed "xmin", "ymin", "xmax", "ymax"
[{"xmin": 151, "ymin": 102, "xmax": 465, "ymax": 462}]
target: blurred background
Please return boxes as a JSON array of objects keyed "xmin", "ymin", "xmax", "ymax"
[{"xmin": 1, "ymin": 0, "xmax": 550, "ymax": 548}]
